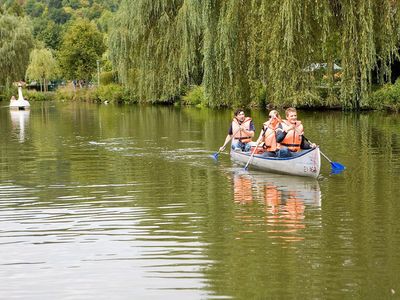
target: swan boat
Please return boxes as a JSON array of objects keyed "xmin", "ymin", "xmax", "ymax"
[
  {"xmin": 9, "ymin": 84, "xmax": 30, "ymax": 110},
  {"xmin": 230, "ymin": 145, "xmax": 321, "ymax": 178}
]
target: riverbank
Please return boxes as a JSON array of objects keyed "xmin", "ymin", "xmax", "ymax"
[{"xmin": 2, "ymin": 82, "xmax": 399, "ymax": 112}]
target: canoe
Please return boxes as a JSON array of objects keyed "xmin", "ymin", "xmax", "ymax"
[{"xmin": 230, "ymin": 145, "xmax": 321, "ymax": 178}]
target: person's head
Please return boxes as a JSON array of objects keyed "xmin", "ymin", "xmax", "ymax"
[
  {"xmin": 234, "ymin": 109, "xmax": 245, "ymax": 122},
  {"xmin": 285, "ymin": 107, "xmax": 297, "ymax": 123},
  {"xmin": 268, "ymin": 110, "xmax": 280, "ymax": 119},
  {"xmin": 10, "ymin": 95, "xmax": 16, "ymax": 100}
]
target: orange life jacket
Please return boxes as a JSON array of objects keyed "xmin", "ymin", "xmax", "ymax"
[
  {"xmin": 280, "ymin": 120, "xmax": 303, "ymax": 152},
  {"xmin": 232, "ymin": 117, "xmax": 253, "ymax": 143},
  {"xmin": 262, "ymin": 121, "xmax": 280, "ymax": 152}
]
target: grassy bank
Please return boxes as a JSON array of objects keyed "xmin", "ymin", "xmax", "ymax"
[
  {"xmin": 54, "ymin": 84, "xmax": 134, "ymax": 103},
  {"xmin": 2, "ymin": 82, "xmax": 399, "ymax": 112}
]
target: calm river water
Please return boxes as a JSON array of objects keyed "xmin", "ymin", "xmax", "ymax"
[{"xmin": 0, "ymin": 102, "xmax": 399, "ymax": 299}]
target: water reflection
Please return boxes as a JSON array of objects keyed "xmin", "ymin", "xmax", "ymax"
[
  {"xmin": 232, "ymin": 171, "xmax": 321, "ymax": 242},
  {"xmin": 1, "ymin": 103, "xmax": 400, "ymax": 298},
  {"xmin": 10, "ymin": 109, "xmax": 30, "ymax": 143}
]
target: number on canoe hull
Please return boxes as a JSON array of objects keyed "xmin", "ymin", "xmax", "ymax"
[{"xmin": 304, "ymin": 166, "xmax": 318, "ymax": 173}]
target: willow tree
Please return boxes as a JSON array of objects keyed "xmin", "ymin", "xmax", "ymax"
[
  {"xmin": 109, "ymin": 0, "xmax": 203, "ymax": 102},
  {"xmin": 338, "ymin": 0, "xmax": 400, "ymax": 109},
  {"xmin": 0, "ymin": 14, "xmax": 34, "ymax": 90},
  {"xmin": 110, "ymin": 0, "xmax": 400, "ymax": 109},
  {"xmin": 26, "ymin": 48, "xmax": 59, "ymax": 92}
]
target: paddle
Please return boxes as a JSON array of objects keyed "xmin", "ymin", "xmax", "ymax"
[
  {"xmin": 243, "ymin": 119, "xmax": 273, "ymax": 170},
  {"xmin": 212, "ymin": 127, "xmax": 241, "ymax": 160},
  {"xmin": 212, "ymin": 148, "xmax": 224, "ymax": 160},
  {"xmin": 243, "ymin": 139, "xmax": 262, "ymax": 170},
  {"xmin": 303, "ymin": 136, "xmax": 345, "ymax": 173}
]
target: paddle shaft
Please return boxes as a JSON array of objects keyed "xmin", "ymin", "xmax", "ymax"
[
  {"xmin": 214, "ymin": 126, "xmax": 243, "ymax": 158},
  {"xmin": 303, "ymin": 135, "xmax": 344, "ymax": 169},
  {"xmin": 320, "ymin": 150, "xmax": 333, "ymax": 163},
  {"xmin": 244, "ymin": 120, "xmax": 272, "ymax": 170}
]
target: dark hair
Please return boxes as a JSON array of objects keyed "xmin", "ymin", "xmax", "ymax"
[{"xmin": 234, "ymin": 108, "xmax": 244, "ymax": 116}]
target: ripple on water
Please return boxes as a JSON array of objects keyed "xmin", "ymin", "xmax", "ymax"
[{"xmin": 0, "ymin": 180, "xmax": 211, "ymax": 299}]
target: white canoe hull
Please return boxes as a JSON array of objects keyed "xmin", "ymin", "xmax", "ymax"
[{"xmin": 231, "ymin": 147, "xmax": 321, "ymax": 178}]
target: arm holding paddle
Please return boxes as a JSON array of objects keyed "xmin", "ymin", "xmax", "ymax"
[
  {"xmin": 219, "ymin": 133, "xmax": 233, "ymax": 152},
  {"xmin": 213, "ymin": 109, "xmax": 253, "ymax": 160},
  {"xmin": 211, "ymin": 133, "xmax": 233, "ymax": 160},
  {"xmin": 219, "ymin": 123, "xmax": 253, "ymax": 152},
  {"xmin": 243, "ymin": 112, "xmax": 279, "ymax": 170}
]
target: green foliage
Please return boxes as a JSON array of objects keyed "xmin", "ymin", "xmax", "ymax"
[
  {"xmin": 55, "ymin": 85, "xmax": 94, "ymax": 102},
  {"xmin": 6, "ymin": 1, "xmax": 24, "ymax": 16},
  {"xmin": 0, "ymin": 14, "xmax": 35, "ymax": 87},
  {"xmin": 181, "ymin": 85, "xmax": 206, "ymax": 106},
  {"xmin": 366, "ymin": 80, "xmax": 400, "ymax": 112},
  {"xmin": 47, "ymin": 7, "xmax": 71, "ymax": 24},
  {"xmin": 248, "ymin": 80, "xmax": 267, "ymax": 109},
  {"xmin": 26, "ymin": 48, "xmax": 59, "ymax": 91},
  {"xmin": 95, "ymin": 83, "xmax": 131, "ymax": 103},
  {"xmin": 110, "ymin": 0, "xmax": 400, "ymax": 110},
  {"xmin": 109, "ymin": 0, "xmax": 203, "ymax": 103},
  {"xmin": 100, "ymin": 71, "xmax": 116, "ymax": 85},
  {"xmin": 13, "ymin": 0, "xmax": 119, "ymax": 52},
  {"xmin": 34, "ymin": 20, "xmax": 63, "ymax": 50},
  {"xmin": 25, "ymin": 90, "xmax": 55, "ymax": 101},
  {"xmin": 58, "ymin": 18, "xmax": 105, "ymax": 81},
  {"xmin": 0, "ymin": 85, "xmax": 17, "ymax": 101},
  {"xmin": 25, "ymin": 0, "xmax": 45, "ymax": 18},
  {"xmin": 55, "ymin": 84, "xmax": 132, "ymax": 103}
]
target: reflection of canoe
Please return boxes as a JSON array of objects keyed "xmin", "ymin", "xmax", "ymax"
[
  {"xmin": 249, "ymin": 172, "xmax": 321, "ymax": 206},
  {"xmin": 230, "ymin": 147, "xmax": 321, "ymax": 178},
  {"xmin": 231, "ymin": 171, "xmax": 321, "ymax": 242}
]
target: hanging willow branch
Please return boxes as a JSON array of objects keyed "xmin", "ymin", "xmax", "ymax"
[
  {"xmin": 0, "ymin": 14, "xmax": 34, "ymax": 88},
  {"xmin": 109, "ymin": 0, "xmax": 203, "ymax": 103},
  {"xmin": 110, "ymin": 0, "xmax": 400, "ymax": 109}
]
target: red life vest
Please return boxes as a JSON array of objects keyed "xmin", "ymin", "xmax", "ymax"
[
  {"xmin": 232, "ymin": 117, "xmax": 253, "ymax": 143},
  {"xmin": 280, "ymin": 120, "xmax": 303, "ymax": 152},
  {"xmin": 262, "ymin": 121, "xmax": 280, "ymax": 152}
]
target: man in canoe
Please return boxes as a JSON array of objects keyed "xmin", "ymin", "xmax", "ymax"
[
  {"xmin": 219, "ymin": 109, "xmax": 255, "ymax": 152},
  {"xmin": 276, "ymin": 107, "xmax": 316, "ymax": 157},
  {"xmin": 254, "ymin": 110, "xmax": 282, "ymax": 157}
]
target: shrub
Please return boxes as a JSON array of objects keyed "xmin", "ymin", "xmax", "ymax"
[
  {"xmin": 367, "ymin": 80, "xmax": 400, "ymax": 111},
  {"xmin": 181, "ymin": 85, "xmax": 206, "ymax": 106},
  {"xmin": 55, "ymin": 86, "xmax": 95, "ymax": 102},
  {"xmin": 100, "ymin": 71, "xmax": 117, "ymax": 85},
  {"xmin": 25, "ymin": 90, "xmax": 55, "ymax": 101},
  {"xmin": 94, "ymin": 84, "xmax": 130, "ymax": 103}
]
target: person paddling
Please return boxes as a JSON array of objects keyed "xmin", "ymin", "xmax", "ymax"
[
  {"xmin": 255, "ymin": 110, "xmax": 281, "ymax": 157},
  {"xmin": 219, "ymin": 109, "xmax": 255, "ymax": 152},
  {"xmin": 276, "ymin": 107, "xmax": 316, "ymax": 157}
]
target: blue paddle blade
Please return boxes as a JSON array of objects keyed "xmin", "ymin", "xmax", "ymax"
[
  {"xmin": 211, "ymin": 152, "xmax": 219, "ymax": 160},
  {"xmin": 330, "ymin": 162, "xmax": 345, "ymax": 174}
]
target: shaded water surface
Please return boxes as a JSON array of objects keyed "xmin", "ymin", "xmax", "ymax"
[{"xmin": 0, "ymin": 102, "xmax": 399, "ymax": 299}]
